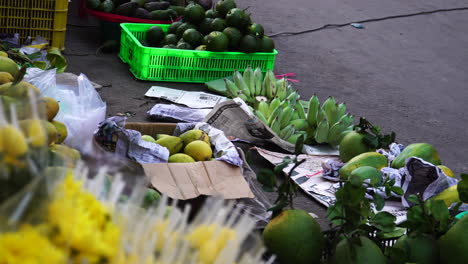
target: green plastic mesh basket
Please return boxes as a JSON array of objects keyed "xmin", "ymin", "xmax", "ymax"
[{"xmin": 119, "ymin": 23, "xmax": 277, "ymax": 83}]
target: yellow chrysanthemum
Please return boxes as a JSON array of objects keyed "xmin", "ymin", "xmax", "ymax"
[
  {"xmin": 46, "ymin": 175, "xmax": 121, "ymax": 263},
  {"xmin": 0, "ymin": 225, "xmax": 66, "ymax": 264}
]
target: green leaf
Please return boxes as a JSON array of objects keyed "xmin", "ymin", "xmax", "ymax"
[
  {"xmin": 294, "ymin": 134, "xmax": 305, "ymax": 155},
  {"xmin": 373, "ymin": 193, "xmax": 385, "ymax": 211},
  {"xmin": 458, "ymin": 173, "xmax": 468, "ymax": 203},
  {"xmin": 46, "ymin": 47, "xmax": 67, "ymax": 73},
  {"xmin": 371, "ymin": 211, "xmax": 396, "ymax": 232},
  {"xmin": 429, "ymin": 199, "xmax": 449, "ymax": 222},
  {"xmin": 377, "ymin": 227, "xmax": 406, "ymax": 239},
  {"xmin": 391, "ymin": 186, "xmax": 404, "ymax": 196},
  {"xmin": 407, "ymin": 194, "xmax": 420, "ymax": 205},
  {"xmin": 257, "ymin": 169, "xmax": 276, "ymax": 189},
  {"xmin": 385, "ymin": 247, "xmax": 408, "ymax": 264},
  {"xmin": 32, "ymin": 61, "xmax": 47, "ymax": 70},
  {"xmin": 326, "ymin": 202, "xmax": 345, "ymax": 225}
]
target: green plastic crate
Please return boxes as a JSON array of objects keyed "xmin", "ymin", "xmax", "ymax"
[{"xmin": 119, "ymin": 23, "xmax": 278, "ymax": 83}]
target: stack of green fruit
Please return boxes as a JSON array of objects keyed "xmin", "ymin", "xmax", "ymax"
[
  {"xmin": 142, "ymin": 0, "xmax": 275, "ymax": 52},
  {"xmin": 86, "ymin": 0, "xmax": 188, "ymax": 20},
  {"xmin": 224, "ymin": 66, "xmax": 354, "ymax": 146},
  {"xmin": 141, "ymin": 129, "xmax": 215, "ymax": 162}
]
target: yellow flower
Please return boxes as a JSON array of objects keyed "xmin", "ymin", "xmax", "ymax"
[
  {"xmin": 46, "ymin": 174, "xmax": 121, "ymax": 263},
  {"xmin": 0, "ymin": 225, "xmax": 66, "ymax": 264}
]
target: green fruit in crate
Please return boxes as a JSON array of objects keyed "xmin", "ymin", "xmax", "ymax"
[
  {"xmin": 168, "ymin": 153, "xmax": 196, "ymax": 163},
  {"xmin": 211, "ymin": 18, "xmax": 227, "ymax": 32},
  {"xmin": 146, "ymin": 26, "xmax": 165, "ymax": 46},
  {"xmin": 176, "ymin": 42, "xmax": 192, "ymax": 50},
  {"xmin": 199, "ymin": 18, "xmax": 214, "ymax": 35},
  {"xmin": 168, "ymin": 5, "xmax": 185, "ymax": 16},
  {"xmin": 263, "ymin": 209, "xmax": 324, "ymax": 264},
  {"xmin": 391, "ymin": 143, "xmax": 441, "ymax": 169},
  {"xmin": 332, "ymin": 237, "xmax": 386, "ymax": 264},
  {"xmin": 98, "ymin": 0, "xmax": 115, "ymax": 13},
  {"xmin": 86, "ymin": 0, "xmax": 100, "ymax": 10},
  {"xmin": 222, "ymin": 27, "xmax": 242, "ymax": 50},
  {"xmin": 393, "ymin": 234, "xmax": 439, "ymax": 264},
  {"xmin": 205, "ymin": 9, "xmax": 219, "ymax": 18},
  {"xmin": 0, "ymin": 57, "xmax": 19, "ymax": 77},
  {"xmin": 438, "ymin": 214, "xmax": 468, "ymax": 264},
  {"xmin": 134, "ymin": 8, "xmax": 150, "ymax": 19},
  {"xmin": 195, "ymin": 45, "xmax": 207, "ymax": 51},
  {"xmin": 339, "ymin": 152, "xmax": 388, "ymax": 180},
  {"xmin": 155, "ymin": 136, "xmax": 183, "ymax": 155},
  {"xmin": 205, "ymin": 31, "xmax": 229, "ymax": 52},
  {"xmin": 184, "ymin": 140, "xmax": 213, "ymax": 161},
  {"xmin": 163, "ymin": 34, "xmax": 178, "ymax": 45},
  {"xmin": 184, "ymin": 3, "xmax": 205, "ymax": 24},
  {"xmin": 239, "ymin": 35, "xmax": 259, "ymax": 53},
  {"xmin": 182, "ymin": 29, "xmax": 203, "ymax": 47},
  {"xmin": 167, "ymin": 21, "xmax": 183, "ymax": 34},
  {"xmin": 339, "ymin": 131, "xmax": 371, "ymax": 162},
  {"xmin": 115, "ymin": 2, "xmax": 138, "ymax": 16},
  {"xmin": 176, "ymin": 23, "xmax": 196, "ymax": 38},
  {"xmin": 259, "ymin": 35, "xmax": 275, "ymax": 52},
  {"xmin": 215, "ymin": 0, "xmax": 236, "ymax": 17},
  {"xmin": 247, "ymin": 23, "xmax": 264, "ymax": 37},
  {"xmin": 226, "ymin": 8, "xmax": 251, "ymax": 30},
  {"xmin": 162, "ymin": 44, "xmax": 177, "ymax": 49}
]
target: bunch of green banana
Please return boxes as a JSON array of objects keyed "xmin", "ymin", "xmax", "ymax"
[
  {"xmin": 224, "ymin": 66, "xmax": 295, "ymax": 104},
  {"xmin": 306, "ymin": 96, "xmax": 354, "ymax": 146}
]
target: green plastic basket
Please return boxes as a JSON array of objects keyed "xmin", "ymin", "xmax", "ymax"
[{"xmin": 119, "ymin": 23, "xmax": 278, "ymax": 83}]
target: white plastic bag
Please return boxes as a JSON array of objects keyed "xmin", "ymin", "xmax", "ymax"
[{"xmin": 25, "ymin": 69, "xmax": 106, "ymax": 153}]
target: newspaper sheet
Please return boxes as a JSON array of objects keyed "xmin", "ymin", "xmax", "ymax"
[
  {"xmin": 254, "ymin": 147, "xmax": 407, "ymax": 223},
  {"xmin": 145, "ymin": 86, "xmax": 227, "ymax": 108}
]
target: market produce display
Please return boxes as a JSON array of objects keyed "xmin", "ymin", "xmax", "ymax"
[
  {"xmin": 224, "ymin": 66, "xmax": 354, "ymax": 145},
  {"xmin": 86, "ymin": 0, "xmax": 188, "ymax": 20},
  {"xmin": 0, "ymin": 62, "xmax": 79, "ymax": 203},
  {"xmin": 141, "ymin": 129, "xmax": 214, "ymax": 161},
  {"xmin": 141, "ymin": 0, "xmax": 275, "ymax": 52},
  {"xmin": 0, "ymin": 167, "xmax": 273, "ymax": 264}
]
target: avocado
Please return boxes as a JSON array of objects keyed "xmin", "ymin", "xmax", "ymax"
[
  {"xmin": 247, "ymin": 23, "xmax": 264, "ymax": 37},
  {"xmin": 162, "ymin": 44, "xmax": 177, "ymax": 49},
  {"xmin": 163, "ymin": 34, "xmax": 178, "ymax": 45},
  {"xmin": 205, "ymin": 9, "xmax": 219, "ymax": 18},
  {"xmin": 198, "ymin": 18, "xmax": 214, "ymax": 35},
  {"xmin": 86, "ymin": 0, "xmax": 101, "ymax": 10},
  {"xmin": 197, "ymin": 0, "xmax": 213, "ymax": 10},
  {"xmin": 259, "ymin": 35, "xmax": 275, "ymax": 52},
  {"xmin": 226, "ymin": 8, "xmax": 251, "ymax": 30},
  {"xmin": 239, "ymin": 34, "xmax": 259, "ymax": 53},
  {"xmin": 222, "ymin": 27, "xmax": 242, "ymax": 50},
  {"xmin": 115, "ymin": 2, "xmax": 138, "ymax": 16},
  {"xmin": 184, "ymin": 3, "xmax": 205, "ymax": 24},
  {"xmin": 205, "ymin": 31, "xmax": 229, "ymax": 52},
  {"xmin": 146, "ymin": 26, "xmax": 165, "ymax": 46},
  {"xmin": 133, "ymin": 8, "xmax": 150, "ymax": 19},
  {"xmin": 167, "ymin": 21, "xmax": 183, "ymax": 34},
  {"xmin": 176, "ymin": 42, "xmax": 193, "ymax": 50},
  {"xmin": 211, "ymin": 18, "xmax": 226, "ymax": 32},
  {"xmin": 195, "ymin": 45, "xmax": 207, "ymax": 51},
  {"xmin": 176, "ymin": 23, "xmax": 196, "ymax": 38},
  {"xmin": 113, "ymin": 0, "xmax": 130, "ymax": 7},
  {"xmin": 131, "ymin": 0, "xmax": 146, "ymax": 7},
  {"xmin": 182, "ymin": 29, "xmax": 203, "ymax": 47},
  {"xmin": 202, "ymin": 35, "xmax": 210, "ymax": 45},
  {"xmin": 168, "ymin": 0, "xmax": 184, "ymax": 5},
  {"xmin": 215, "ymin": 0, "xmax": 236, "ymax": 17},
  {"xmin": 149, "ymin": 9, "xmax": 177, "ymax": 20},
  {"xmin": 98, "ymin": 0, "xmax": 115, "ymax": 13},
  {"xmin": 144, "ymin": 1, "xmax": 170, "ymax": 12},
  {"xmin": 168, "ymin": 5, "xmax": 185, "ymax": 16}
]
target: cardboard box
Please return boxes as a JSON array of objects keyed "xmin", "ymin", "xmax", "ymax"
[{"xmin": 123, "ymin": 123, "xmax": 254, "ymax": 200}]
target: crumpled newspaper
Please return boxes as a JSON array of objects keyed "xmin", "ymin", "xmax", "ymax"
[
  {"xmin": 95, "ymin": 117, "xmax": 242, "ymax": 167},
  {"xmin": 321, "ymin": 143, "xmax": 461, "ymax": 209},
  {"xmin": 147, "ymin": 104, "xmax": 211, "ymax": 123}
]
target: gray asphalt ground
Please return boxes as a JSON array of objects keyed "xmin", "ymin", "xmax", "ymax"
[{"xmin": 65, "ymin": 0, "xmax": 468, "ymax": 228}]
